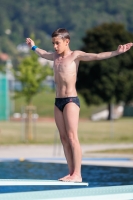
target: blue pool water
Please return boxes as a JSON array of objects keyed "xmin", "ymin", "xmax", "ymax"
[{"xmin": 0, "ymin": 160, "xmax": 133, "ymax": 193}]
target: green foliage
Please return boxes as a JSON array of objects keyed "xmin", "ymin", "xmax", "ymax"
[
  {"xmin": 0, "ymin": 64, "xmax": 5, "ymax": 74},
  {"xmin": 0, "ymin": 59, "xmax": 7, "ymax": 73},
  {"xmin": 1, "ymin": 0, "xmax": 133, "ymax": 55},
  {"xmin": 13, "ymin": 52, "xmax": 53, "ymax": 104},
  {"xmin": 77, "ymin": 23, "xmax": 133, "ymax": 105}
]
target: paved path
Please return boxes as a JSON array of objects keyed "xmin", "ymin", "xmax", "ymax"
[{"xmin": 0, "ymin": 144, "xmax": 133, "ymax": 167}]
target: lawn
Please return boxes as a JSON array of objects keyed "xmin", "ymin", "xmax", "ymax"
[
  {"xmin": 13, "ymin": 90, "xmax": 106, "ymax": 118},
  {"xmin": 87, "ymin": 149, "xmax": 133, "ymax": 154},
  {"xmin": 0, "ymin": 117, "xmax": 132, "ymax": 145}
]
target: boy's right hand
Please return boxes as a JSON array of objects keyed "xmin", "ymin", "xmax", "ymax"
[{"xmin": 26, "ymin": 38, "xmax": 35, "ymax": 48}]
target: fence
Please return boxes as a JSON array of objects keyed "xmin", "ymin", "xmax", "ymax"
[
  {"xmin": 123, "ymin": 106, "xmax": 133, "ymax": 117},
  {"xmin": 0, "ymin": 73, "xmax": 10, "ymax": 120}
]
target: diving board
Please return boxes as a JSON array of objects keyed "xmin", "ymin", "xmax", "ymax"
[
  {"xmin": 0, "ymin": 185, "xmax": 133, "ymax": 200},
  {"xmin": 0, "ymin": 179, "xmax": 88, "ymax": 186}
]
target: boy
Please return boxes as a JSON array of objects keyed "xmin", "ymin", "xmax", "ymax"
[{"xmin": 26, "ymin": 28, "xmax": 132, "ymax": 182}]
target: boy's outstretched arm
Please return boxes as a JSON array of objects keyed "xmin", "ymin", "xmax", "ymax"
[
  {"xmin": 26, "ymin": 38, "xmax": 54, "ymax": 61},
  {"xmin": 76, "ymin": 43, "xmax": 133, "ymax": 62}
]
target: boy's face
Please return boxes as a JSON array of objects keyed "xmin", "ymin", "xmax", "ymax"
[{"xmin": 52, "ymin": 37, "xmax": 69, "ymax": 54}]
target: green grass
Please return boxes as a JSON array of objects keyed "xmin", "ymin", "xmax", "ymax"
[
  {"xmin": 87, "ymin": 149, "xmax": 133, "ymax": 154},
  {"xmin": 0, "ymin": 118, "xmax": 133, "ymax": 144},
  {"xmin": 78, "ymin": 117, "xmax": 133, "ymax": 143},
  {"xmin": 14, "ymin": 91, "xmax": 106, "ymax": 118}
]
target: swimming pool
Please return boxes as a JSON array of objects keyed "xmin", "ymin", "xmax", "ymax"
[{"xmin": 0, "ymin": 160, "xmax": 133, "ymax": 193}]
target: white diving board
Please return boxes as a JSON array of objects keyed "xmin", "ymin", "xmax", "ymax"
[
  {"xmin": 0, "ymin": 179, "xmax": 88, "ymax": 186},
  {"xmin": 0, "ymin": 185, "xmax": 133, "ymax": 200}
]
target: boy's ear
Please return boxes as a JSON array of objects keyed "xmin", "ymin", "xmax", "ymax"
[{"xmin": 65, "ymin": 38, "xmax": 70, "ymax": 45}]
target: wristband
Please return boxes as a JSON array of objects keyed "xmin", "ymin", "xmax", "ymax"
[{"xmin": 31, "ymin": 45, "xmax": 38, "ymax": 51}]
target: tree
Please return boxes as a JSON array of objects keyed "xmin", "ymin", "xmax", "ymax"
[
  {"xmin": 77, "ymin": 23, "xmax": 133, "ymax": 119},
  {"xmin": 1, "ymin": 0, "xmax": 133, "ymax": 55},
  {"xmin": 0, "ymin": 60, "xmax": 6, "ymax": 73},
  {"xmin": 13, "ymin": 48, "xmax": 53, "ymax": 140},
  {"xmin": 13, "ymin": 53, "xmax": 52, "ymax": 104}
]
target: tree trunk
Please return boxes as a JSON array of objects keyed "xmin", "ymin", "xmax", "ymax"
[
  {"xmin": 25, "ymin": 105, "xmax": 36, "ymax": 141},
  {"xmin": 107, "ymin": 103, "xmax": 113, "ymax": 120}
]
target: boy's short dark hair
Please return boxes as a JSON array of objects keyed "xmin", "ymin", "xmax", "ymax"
[{"xmin": 52, "ymin": 28, "xmax": 70, "ymax": 40}]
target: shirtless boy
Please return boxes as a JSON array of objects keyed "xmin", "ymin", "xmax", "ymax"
[{"xmin": 26, "ymin": 28, "xmax": 132, "ymax": 182}]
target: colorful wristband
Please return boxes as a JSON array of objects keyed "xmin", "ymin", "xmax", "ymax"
[{"xmin": 31, "ymin": 46, "xmax": 38, "ymax": 51}]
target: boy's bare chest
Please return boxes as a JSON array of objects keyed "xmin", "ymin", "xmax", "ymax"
[{"xmin": 54, "ymin": 57, "xmax": 76, "ymax": 73}]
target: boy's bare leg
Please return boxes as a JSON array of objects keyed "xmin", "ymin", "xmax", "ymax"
[
  {"xmin": 54, "ymin": 106, "xmax": 74, "ymax": 180},
  {"xmin": 63, "ymin": 103, "xmax": 82, "ymax": 182}
]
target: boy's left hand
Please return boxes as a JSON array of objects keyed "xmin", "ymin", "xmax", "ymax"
[{"xmin": 117, "ymin": 42, "xmax": 133, "ymax": 54}]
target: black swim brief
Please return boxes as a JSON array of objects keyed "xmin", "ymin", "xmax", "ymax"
[{"xmin": 55, "ymin": 97, "xmax": 80, "ymax": 112}]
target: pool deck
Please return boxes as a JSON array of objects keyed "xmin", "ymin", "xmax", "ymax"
[
  {"xmin": 0, "ymin": 185, "xmax": 133, "ymax": 200},
  {"xmin": 0, "ymin": 144, "xmax": 133, "ymax": 167},
  {"xmin": 0, "ymin": 144, "xmax": 133, "ymax": 199}
]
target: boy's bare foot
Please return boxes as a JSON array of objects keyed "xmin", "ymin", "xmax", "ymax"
[
  {"xmin": 58, "ymin": 174, "xmax": 70, "ymax": 181},
  {"xmin": 64, "ymin": 174, "xmax": 82, "ymax": 182}
]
